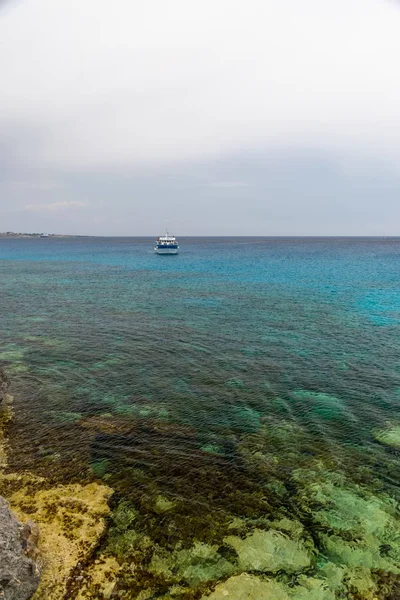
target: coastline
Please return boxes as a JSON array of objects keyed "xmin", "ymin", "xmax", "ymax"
[
  {"xmin": 4, "ymin": 365, "xmax": 400, "ymax": 598},
  {"xmin": 0, "ymin": 234, "xmax": 89, "ymax": 239},
  {"xmin": 0, "ymin": 368, "xmax": 115, "ymax": 600},
  {"xmin": 4, "ymin": 365, "xmax": 400, "ymax": 600}
]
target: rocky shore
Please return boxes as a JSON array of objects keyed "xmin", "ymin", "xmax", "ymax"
[
  {"xmin": 0, "ymin": 368, "xmax": 8, "ymax": 399},
  {"xmin": 4, "ymin": 367, "xmax": 400, "ymax": 599},
  {"xmin": 0, "ymin": 368, "xmax": 113, "ymax": 600},
  {"xmin": 0, "ymin": 496, "xmax": 40, "ymax": 600},
  {"xmin": 1, "ymin": 368, "xmax": 40, "ymax": 599},
  {"xmin": 0, "ymin": 369, "xmax": 11, "ymax": 468}
]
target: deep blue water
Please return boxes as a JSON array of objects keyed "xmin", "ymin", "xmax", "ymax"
[{"xmin": 2, "ymin": 236, "xmax": 400, "ymax": 595}]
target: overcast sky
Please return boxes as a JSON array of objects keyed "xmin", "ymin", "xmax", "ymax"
[{"xmin": 1, "ymin": 0, "xmax": 400, "ymax": 235}]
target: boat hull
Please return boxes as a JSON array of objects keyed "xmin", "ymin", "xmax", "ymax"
[{"xmin": 155, "ymin": 247, "xmax": 179, "ymax": 255}]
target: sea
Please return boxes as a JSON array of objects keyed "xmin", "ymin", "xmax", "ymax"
[{"xmin": 1, "ymin": 236, "xmax": 400, "ymax": 597}]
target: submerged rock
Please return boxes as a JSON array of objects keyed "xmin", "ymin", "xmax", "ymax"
[
  {"xmin": 8, "ymin": 479, "xmax": 112, "ymax": 600},
  {"xmin": 290, "ymin": 576, "xmax": 335, "ymax": 600},
  {"xmin": 373, "ymin": 423, "xmax": 400, "ymax": 448},
  {"xmin": 293, "ymin": 466, "xmax": 400, "ymax": 597},
  {"xmin": 149, "ymin": 541, "xmax": 235, "ymax": 586},
  {"xmin": 203, "ymin": 573, "xmax": 335, "ymax": 600},
  {"xmin": 204, "ymin": 574, "xmax": 290, "ymax": 600},
  {"xmin": 0, "ymin": 402, "xmax": 12, "ymax": 469},
  {"xmin": 223, "ymin": 528, "xmax": 312, "ymax": 574},
  {"xmin": 1, "ymin": 370, "xmax": 115, "ymax": 599},
  {"xmin": 0, "ymin": 496, "xmax": 40, "ymax": 600},
  {"xmin": 154, "ymin": 494, "xmax": 176, "ymax": 513},
  {"xmin": 74, "ymin": 555, "xmax": 121, "ymax": 600},
  {"xmin": 174, "ymin": 541, "xmax": 235, "ymax": 585},
  {"xmin": 0, "ymin": 367, "xmax": 9, "ymax": 405},
  {"xmin": 0, "ymin": 369, "xmax": 13, "ymax": 471},
  {"xmin": 310, "ymin": 481, "xmax": 400, "ymax": 572}
]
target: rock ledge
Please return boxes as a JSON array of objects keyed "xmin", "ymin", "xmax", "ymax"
[
  {"xmin": 0, "ymin": 495, "xmax": 40, "ymax": 600},
  {"xmin": 1, "ymin": 368, "xmax": 40, "ymax": 599}
]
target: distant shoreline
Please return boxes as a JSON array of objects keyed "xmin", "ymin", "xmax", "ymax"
[
  {"xmin": 0, "ymin": 233, "xmax": 89, "ymax": 238},
  {"xmin": 1, "ymin": 233, "xmax": 399, "ymax": 239}
]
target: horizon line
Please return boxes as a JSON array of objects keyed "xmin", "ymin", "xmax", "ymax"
[{"xmin": 1, "ymin": 233, "xmax": 400, "ymax": 239}]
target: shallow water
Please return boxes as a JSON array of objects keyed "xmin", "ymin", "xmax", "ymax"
[{"xmin": 2, "ymin": 236, "xmax": 400, "ymax": 597}]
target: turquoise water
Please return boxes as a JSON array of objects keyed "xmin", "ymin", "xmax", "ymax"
[{"xmin": 2, "ymin": 236, "xmax": 400, "ymax": 597}]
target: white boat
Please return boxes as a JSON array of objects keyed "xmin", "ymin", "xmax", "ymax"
[
  {"xmin": 40, "ymin": 233, "xmax": 49, "ymax": 238},
  {"xmin": 154, "ymin": 232, "xmax": 179, "ymax": 254}
]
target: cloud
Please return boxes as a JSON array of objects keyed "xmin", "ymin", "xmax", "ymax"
[
  {"xmin": 207, "ymin": 181, "xmax": 250, "ymax": 189},
  {"xmin": 0, "ymin": 0, "xmax": 399, "ymax": 169},
  {"xmin": 9, "ymin": 181, "xmax": 59, "ymax": 191},
  {"xmin": 23, "ymin": 201, "xmax": 86, "ymax": 212},
  {"xmin": 1, "ymin": 147, "xmax": 400, "ymax": 235},
  {"xmin": 1, "ymin": 1, "xmax": 400, "ymax": 235}
]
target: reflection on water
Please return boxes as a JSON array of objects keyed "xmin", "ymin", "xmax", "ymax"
[{"xmin": 2, "ymin": 237, "xmax": 400, "ymax": 598}]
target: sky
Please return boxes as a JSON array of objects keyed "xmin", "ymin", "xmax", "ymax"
[{"xmin": 1, "ymin": 0, "xmax": 400, "ymax": 236}]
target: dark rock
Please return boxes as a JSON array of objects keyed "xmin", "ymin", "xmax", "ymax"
[{"xmin": 0, "ymin": 496, "xmax": 40, "ymax": 600}]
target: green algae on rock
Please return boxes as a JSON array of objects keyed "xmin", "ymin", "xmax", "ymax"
[
  {"xmin": 268, "ymin": 517, "xmax": 305, "ymax": 541},
  {"xmin": 289, "ymin": 390, "xmax": 349, "ymax": 422},
  {"xmin": 9, "ymin": 480, "xmax": 113, "ymax": 600},
  {"xmin": 75, "ymin": 555, "xmax": 121, "ymax": 600},
  {"xmin": 203, "ymin": 574, "xmax": 336, "ymax": 600},
  {"xmin": 308, "ymin": 481, "xmax": 400, "ymax": 572},
  {"xmin": 202, "ymin": 572, "xmax": 351, "ymax": 600},
  {"xmin": 169, "ymin": 542, "xmax": 234, "ymax": 585},
  {"xmin": 154, "ymin": 494, "xmax": 176, "ymax": 513},
  {"xmin": 45, "ymin": 410, "xmax": 83, "ymax": 424},
  {"xmin": 0, "ymin": 392, "xmax": 12, "ymax": 469},
  {"xmin": 373, "ymin": 423, "xmax": 400, "ymax": 448},
  {"xmin": 203, "ymin": 574, "xmax": 290, "ymax": 600},
  {"xmin": 292, "ymin": 466, "xmax": 400, "ymax": 597},
  {"xmin": 289, "ymin": 576, "xmax": 335, "ymax": 600},
  {"xmin": 223, "ymin": 528, "xmax": 312, "ymax": 574},
  {"xmin": 0, "ymin": 367, "xmax": 9, "ymax": 402},
  {"xmin": 97, "ymin": 425, "xmax": 400, "ymax": 598},
  {"xmin": 149, "ymin": 541, "xmax": 236, "ymax": 586},
  {"xmin": 0, "ymin": 369, "xmax": 40, "ymax": 599},
  {"xmin": 1, "ymin": 369, "xmax": 115, "ymax": 600}
]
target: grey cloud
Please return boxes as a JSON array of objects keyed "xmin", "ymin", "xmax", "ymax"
[
  {"xmin": 1, "ymin": 147, "xmax": 399, "ymax": 235},
  {"xmin": 1, "ymin": 0, "xmax": 400, "ymax": 234},
  {"xmin": 22, "ymin": 201, "xmax": 86, "ymax": 212},
  {"xmin": 1, "ymin": 0, "xmax": 400, "ymax": 169}
]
